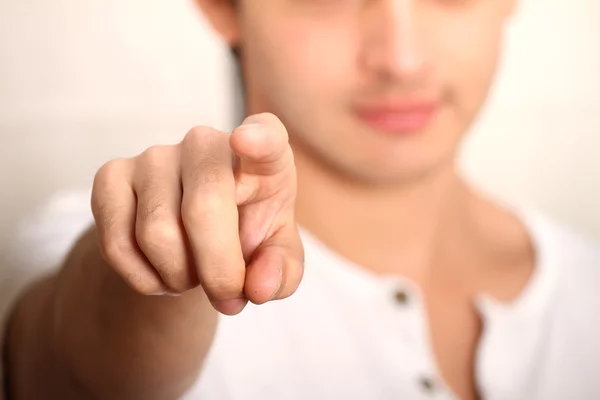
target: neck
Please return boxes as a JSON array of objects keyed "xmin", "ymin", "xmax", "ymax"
[
  {"xmin": 293, "ymin": 146, "xmax": 471, "ymax": 278},
  {"xmin": 243, "ymin": 96, "xmax": 476, "ymax": 279}
]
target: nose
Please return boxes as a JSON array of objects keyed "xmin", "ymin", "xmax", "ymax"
[{"xmin": 361, "ymin": 0, "xmax": 427, "ymax": 82}]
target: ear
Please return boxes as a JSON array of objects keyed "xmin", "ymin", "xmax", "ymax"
[{"xmin": 195, "ymin": 0, "xmax": 240, "ymax": 45}]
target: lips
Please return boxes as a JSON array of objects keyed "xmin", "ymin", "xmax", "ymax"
[{"xmin": 353, "ymin": 99, "xmax": 439, "ymax": 135}]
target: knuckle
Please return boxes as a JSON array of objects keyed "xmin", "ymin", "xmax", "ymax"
[
  {"xmin": 140, "ymin": 145, "xmax": 173, "ymax": 166},
  {"xmin": 136, "ymin": 179, "xmax": 166, "ymax": 212},
  {"xmin": 91, "ymin": 159, "xmax": 132, "ymax": 228},
  {"xmin": 101, "ymin": 236, "xmax": 136, "ymax": 269},
  {"xmin": 137, "ymin": 221, "xmax": 180, "ymax": 254},
  {"xmin": 182, "ymin": 127, "xmax": 230, "ymax": 186},
  {"xmin": 158, "ymin": 265, "xmax": 196, "ymax": 293},
  {"xmin": 181, "ymin": 192, "xmax": 224, "ymax": 225},
  {"xmin": 195, "ymin": 160, "xmax": 224, "ymax": 185},
  {"xmin": 201, "ymin": 275, "xmax": 243, "ymax": 301},
  {"xmin": 96, "ymin": 158, "xmax": 127, "ymax": 180},
  {"xmin": 93, "ymin": 158, "xmax": 128, "ymax": 192},
  {"xmin": 186, "ymin": 155, "xmax": 226, "ymax": 187},
  {"xmin": 123, "ymin": 272, "xmax": 164, "ymax": 295},
  {"xmin": 94, "ymin": 204, "xmax": 119, "ymax": 233},
  {"xmin": 138, "ymin": 195, "xmax": 170, "ymax": 223},
  {"xmin": 189, "ymin": 156, "xmax": 227, "ymax": 187},
  {"xmin": 184, "ymin": 125, "xmax": 219, "ymax": 147}
]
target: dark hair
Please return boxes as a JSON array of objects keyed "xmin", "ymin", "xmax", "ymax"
[
  {"xmin": 229, "ymin": 0, "xmax": 244, "ymax": 121},
  {"xmin": 231, "ymin": 45, "xmax": 245, "ymax": 123},
  {"xmin": 231, "ymin": 46, "xmax": 240, "ymax": 61}
]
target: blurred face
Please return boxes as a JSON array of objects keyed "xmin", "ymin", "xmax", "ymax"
[{"xmin": 201, "ymin": 0, "xmax": 514, "ymax": 185}]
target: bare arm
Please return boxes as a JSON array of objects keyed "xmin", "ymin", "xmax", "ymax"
[
  {"xmin": 5, "ymin": 114, "xmax": 304, "ymax": 400},
  {"xmin": 6, "ymin": 228, "xmax": 218, "ymax": 400}
]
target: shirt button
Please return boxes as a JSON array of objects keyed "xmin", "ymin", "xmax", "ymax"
[
  {"xmin": 393, "ymin": 289, "xmax": 409, "ymax": 305},
  {"xmin": 419, "ymin": 376, "xmax": 437, "ymax": 393}
]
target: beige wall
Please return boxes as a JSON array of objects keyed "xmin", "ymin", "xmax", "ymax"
[{"xmin": 1, "ymin": 0, "xmax": 599, "ymax": 249}]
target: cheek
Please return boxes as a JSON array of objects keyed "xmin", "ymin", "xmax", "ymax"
[
  {"xmin": 463, "ymin": 37, "xmax": 502, "ymax": 102},
  {"xmin": 435, "ymin": 22, "xmax": 504, "ymax": 113},
  {"xmin": 250, "ymin": 16, "xmax": 356, "ymax": 98}
]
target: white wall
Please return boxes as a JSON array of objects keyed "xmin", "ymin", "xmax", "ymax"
[
  {"xmin": 0, "ymin": 0, "xmax": 599, "ymax": 248},
  {"xmin": 0, "ymin": 0, "xmax": 236, "ymax": 245},
  {"xmin": 460, "ymin": 0, "xmax": 600, "ymax": 237}
]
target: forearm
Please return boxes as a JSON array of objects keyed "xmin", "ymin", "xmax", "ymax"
[{"xmin": 7, "ymin": 227, "xmax": 218, "ymax": 400}]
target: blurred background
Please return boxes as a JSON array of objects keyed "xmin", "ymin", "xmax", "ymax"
[{"xmin": 0, "ymin": 0, "xmax": 599, "ymax": 253}]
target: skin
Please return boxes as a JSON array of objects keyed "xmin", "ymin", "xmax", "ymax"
[{"xmin": 5, "ymin": 1, "xmax": 535, "ymax": 400}]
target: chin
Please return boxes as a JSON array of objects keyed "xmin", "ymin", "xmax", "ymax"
[
  {"xmin": 327, "ymin": 149, "xmax": 455, "ymax": 188},
  {"xmin": 290, "ymin": 119, "xmax": 459, "ymax": 186},
  {"xmin": 357, "ymin": 165, "xmax": 447, "ymax": 187},
  {"xmin": 348, "ymin": 128, "xmax": 461, "ymax": 186}
]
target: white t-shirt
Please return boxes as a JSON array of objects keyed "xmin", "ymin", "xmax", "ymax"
[{"xmin": 2, "ymin": 191, "xmax": 600, "ymax": 399}]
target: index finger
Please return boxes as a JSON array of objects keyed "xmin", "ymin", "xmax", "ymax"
[
  {"xmin": 230, "ymin": 113, "xmax": 296, "ymax": 205},
  {"xmin": 180, "ymin": 126, "xmax": 247, "ymax": 315},
  {"xmin": 230, "ymin": 113, "xmax": 293, "ymax": 177}
]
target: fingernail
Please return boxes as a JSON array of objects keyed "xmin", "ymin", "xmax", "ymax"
[
  {"xmin": 269, "ymin": 264, "xmax": 284, "ymax": 301},
  {"xmin": 213, "ymin": 298, "xmax": 247, "ymax": 316},
  {"xmin": 236, "ymin": 123, "xmax": 262, "ymax": 137},
  {"xmin": 241, "ymin": 114, "xmax": 264, "ymax": 126},
  {"xmin": 239, "ymin": 122, "xmax": 261, "ymax": 130},
  {"xmin": 148, "ymin": 289, "xmax": 181, "ymax": 296}
]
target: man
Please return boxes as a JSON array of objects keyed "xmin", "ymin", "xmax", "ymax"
[{"xmin": 3, "ymin": 0, "xmax": 600, "ymax": 399}]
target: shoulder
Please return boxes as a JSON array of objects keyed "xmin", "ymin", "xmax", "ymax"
[
  {"xmin": 523, "ymin": 209, "xmax": 600, "ymax": 332},
  {"xmin": 519, "ymin": 210, "xmax": 600, "ymax": 389},
  {"xmin": 0, "ymin": 190, "xmax": 92, "ymax": 397},
  {"xmin": 1, "ymin": 189, "xmax": 93, "ymax": 326},
  {"xmin": 524, "ymin": 209, "xmax": 600, "ymax": 281},
  {"xmin": 12, "ymin": 190, "xmax": 93, "ymax": 269}
]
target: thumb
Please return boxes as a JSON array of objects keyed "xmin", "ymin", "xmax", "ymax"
[{"xmin": 243, "ymin": 221, "xmax": 305, "ymax": 305}]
